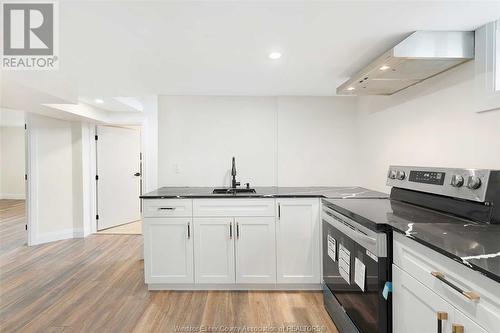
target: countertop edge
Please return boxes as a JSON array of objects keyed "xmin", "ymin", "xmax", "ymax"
[
  {"xmin": 392, "ymin": 228, "xmax": 500, "ymax": 284},
  {"xmin": 140, "ymin": 194, "xmax": 328, "ymax": 199}
]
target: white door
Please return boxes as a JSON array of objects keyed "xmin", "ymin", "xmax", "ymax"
[
  {"xmin": 96, "ymin": 125, "xmax": 141, "ymax": 230},
  {"xmin": 235, "ymin": 217, "xmax": 276, "ymax": 284},
  {"xmin": 194, "ymin": 218, "xmax": 235, "ymax": 284},
  {"xmin": 143, "ymin": 218, "xmax": 194, "ymax": 284},
  {"xmin": 276, "ymin": 198, "xmax": 320, "ymax": 283},
  {"xmin": 393, "ymin": 265, "xmax": 455, "ymax": 333},
  {"xmin": 453, "ymin": 311, "xmax": 488, "ymax": 333}
]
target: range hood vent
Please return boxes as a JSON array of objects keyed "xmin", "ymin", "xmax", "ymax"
[{"xmin": 337, "ymin": 31, "xmax": 474, "ymax": 96}]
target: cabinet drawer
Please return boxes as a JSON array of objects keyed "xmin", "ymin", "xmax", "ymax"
[
  {"xmin": 393, "ymin": 232, "xmax": 500, "ymax": 332},
  {"xmin": 193, "ymin": 199, "xmax": 275, "ymax": 217},
  {"xmin": 143, "ymin": 199, "xmax": 193, "ymax": 217}
]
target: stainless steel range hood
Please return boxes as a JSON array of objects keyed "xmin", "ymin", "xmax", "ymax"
[{"xmin": 337, "ymin": 31, "xmax": 474, "ymax": 96}]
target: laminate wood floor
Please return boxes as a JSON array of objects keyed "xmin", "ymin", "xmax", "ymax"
[{"xmin": 0, "ymin": 200, "xmax": 338, "ymax": 333}]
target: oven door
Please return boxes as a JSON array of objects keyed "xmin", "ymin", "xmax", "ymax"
[{"xmin": 322, "ymin": 208, "xmax": 389, "ymax": 333}]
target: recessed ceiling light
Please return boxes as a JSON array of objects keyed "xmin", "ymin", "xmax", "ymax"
[
  {"xmin": 379, "ymin": 65, "xmax": 390, "ymax": 71},
  {"xmin": 347, "ymin": 87, "xmax": 355, "ymax": 91},
  {"xmin": 94, "ymin": 98, "xmax": 104, "ymax": 104},
  {"xmin": 268, "ymin": 52, "xmax": 282, "ymax": 60}
]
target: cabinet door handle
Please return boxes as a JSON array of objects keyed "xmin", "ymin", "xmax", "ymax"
[
  {"xmin": 452, "ymin": 324, "xmax": 464, "ymax": 333},
  {"xmin": 278, "ymin": 203, "xmax": 281, "ymax": 220},
  {"xmin": 431, "ymin": 271, "xmax": 480, "ymax": 301},
  {"xmin": 437, "ymin": 311, "xmax": 448, "ymax": 333},
  {"xmin": 229, "ymin": 222, "xmax": 233, "ymax": 239},
  {"xmin": 187, "ymin": 222, "xmax": 191, "ymax": 239},
  {"xmin": 158, "ymin": 207, "xmax": 175, "ymax": 211},
  {"xmin": 236, "ymin": 222, "xmax": 239, "ymax": 239}
]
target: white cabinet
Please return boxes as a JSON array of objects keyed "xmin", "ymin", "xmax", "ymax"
[
  {"xmin": 393, "ymin": 233, "xmax": 499, "ymax": 333},
  {"xmin": 276, "ymin": 198, "xmax": 320, "ymax": 283},
  {"xmin": 143, "ymin": 218, "xmax": 194, "ymax": 284},
  {"xmin": 393, "ymin": 265, "xmax": 455, "ymax": 333},
  {"xmin": 454, "ymin": 311, "xmax": 488, "ymax": 333},
  {"xmin": 143, "ymin": 198, "xmax": 321, "ymax": 289},
  {"xmin": 194, "ymin": 218, "xmax": 235, "ymax": 284},
  {"xmin": 394, "ymin": 265, "xmax": 490, "ymax": 333},
  {"xmin": 235, "ymin": 217, "xmax": 276, "ymax": 284}
]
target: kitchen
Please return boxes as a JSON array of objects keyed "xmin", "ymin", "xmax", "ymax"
[{"xmin": 0, "ymin": 1, "xmax": 500, "ymax": 333}]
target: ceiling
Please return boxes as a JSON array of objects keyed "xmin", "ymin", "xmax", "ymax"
[{"xmin": 2, "ymin": 1, "xmax": 500, "ymax": 102}]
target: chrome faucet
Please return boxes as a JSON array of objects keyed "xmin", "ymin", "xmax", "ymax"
[{"xmin": 231, "ymin": 157, "xmax": 240, "ymax": 189}]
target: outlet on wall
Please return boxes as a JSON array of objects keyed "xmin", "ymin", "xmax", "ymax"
[{"xmin": 173, "ymin": 163, "xmax": 181, "ymax": 174}]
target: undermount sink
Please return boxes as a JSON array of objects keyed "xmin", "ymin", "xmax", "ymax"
[{"xmin": 213, "ymin": 188, "xmax": 257, "ymax": 194}]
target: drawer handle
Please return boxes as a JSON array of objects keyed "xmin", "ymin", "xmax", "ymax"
[
  {"xmin": 437, "ymin": 311, "xmax": 448, "ymax": 333},
  {"xmin": 431, "ymin": 271, "xmax": 480, "ymax": 301},
  {"xmin": 158, "ymin": 207, "xmax": 176, "ymax": 211},
  {"xmin": 452, "ymin": 324, "xmax": 464, "ymax": 333}
]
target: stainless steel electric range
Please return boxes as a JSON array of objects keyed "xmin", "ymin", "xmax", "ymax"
[{"xmin": 321, "ymin": 166, "xmax": 500, "ymax": 333}]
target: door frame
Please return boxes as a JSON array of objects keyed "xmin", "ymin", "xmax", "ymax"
[{"xmin": 93, "ymin": 124, "xmax": 143, "ymax": 232}]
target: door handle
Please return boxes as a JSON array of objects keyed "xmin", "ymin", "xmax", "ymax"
[
  {"xmin": 437, "ymin": 311, "xmax": 448, "ymax": 333},
  {"xmin": 134, "ymin": 172, "xmax": 141, "ymax": 177},
  {"xmin": 278, "ymin": 203, "xmax": 281, "ymax": 220},
  {"xmin": 229, "ymin": 222, "xmax": 233, "ymax": 239},
  {"xmin": 187, "ymin": 222, "xmax": 191, "ymax": 239},
  {"xmin": 431, "ymin": 271, "xmax": 480, "ymax": 301},
  {"xmin": 236, "ymin": 222, "xmax": 239, "ymax": 239}
]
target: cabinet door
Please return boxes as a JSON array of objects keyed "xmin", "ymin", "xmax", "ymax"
[
  {"xmin": 194, "ymin": 218, "xmax": 235, "ymax": 284},
  {"xmin": 276, "ymin": 198, "xmax": 320, "ymax": 283},
  {"xmin": 393, "ymin": 265, "xmax": 454, "ymax": 333},
  {"xmin": 235, "ymin": 217, "xmax": 276, "ymax": 284},
  {"xmin": 143, "ymin": 218, "xmax": 193, "ymax": 284},
  {"xmin": 453, "ymin": 311, "xmax": 489, "ymax": 333}
]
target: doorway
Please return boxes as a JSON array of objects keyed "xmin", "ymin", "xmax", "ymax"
[
  {"xmin": 95, "ymin": 125, "xmax": 142, "ymax": 232},
  {"xmin": 0, "ymin": 123, "xmax": 27, "ymax": 249}
]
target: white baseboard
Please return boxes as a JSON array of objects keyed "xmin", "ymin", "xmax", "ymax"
[
  {"xmin": 148, "ymin": 283, "xmax": 322, "ymax": 291},
  {"xmin": 0, "ymin": 193, "xmax": 26, "ymax": 200},
  {"xmin": 31, "ymin": 228, "xmax": 85, "ymax": 245}
]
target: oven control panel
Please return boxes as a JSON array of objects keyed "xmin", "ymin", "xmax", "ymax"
[{"xmin": 386, "ymin": 166, "xmax": 493, "ymax": 203}]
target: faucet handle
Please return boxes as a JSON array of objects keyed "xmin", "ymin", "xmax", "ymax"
[{"xmin": 245, "ymin": 182, "xmax": 250, "ymax": 189}]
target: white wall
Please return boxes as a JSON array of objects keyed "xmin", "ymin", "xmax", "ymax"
[
  {"xmin": 27, "ymin": 114, "xmax": 85, "ymax": 244},
  {"xmin": 158, "ymin": 96, "xmax": 359, "ymax": 187},
  {"xmin": 141, "ymin": 96, "xmax": 159, "ymax": 193},
  {"xmin": 159, "ymin": 96, "xmax": 278, "ymax": 186},
  {"xmin": 277, "ymin": 97, "xmax": 359, "ymax": 186},
  {"xmin": 0, "ymin": 126, "xmax": 25, "ymax": 199},
  {"xmin": 356, "ymin": 61, "xmax": 500, "ymax": 192}
]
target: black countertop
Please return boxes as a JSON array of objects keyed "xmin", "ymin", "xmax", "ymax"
[
  {"xmin": 141, "ymin": 186, "xmax": 388, "ymax": 199},
  {"xmin": 323, "ymin": 198, "xmax": 500, "ymax": 284}
]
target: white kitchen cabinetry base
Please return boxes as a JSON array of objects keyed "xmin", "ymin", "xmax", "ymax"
[
  {"xmin": 143, "ymin": 217, "xmax": 194, "ymax": 284},
  {"xmin": 143, "ymin": 198, "xmax": 322, "ymax": 290},
  {"xmin": 393, "ymin": 232, "xmax": 500, "ymax": 333},
  {"xmin": 276, "ymin": 198, "xmax": 320, "ymax": 284},
  {"xmin": 148, "ymin": 283, "xmax": 322, "ymax": 291}
]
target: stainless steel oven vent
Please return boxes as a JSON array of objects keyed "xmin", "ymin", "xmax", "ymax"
[{"xmin": 336, "ymin": 31, "xmax": 474, "ymax": 96}]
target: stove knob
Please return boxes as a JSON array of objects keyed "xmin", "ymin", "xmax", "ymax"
[
  {"xmin": 396, "ymin": 170, "xmax": 406, "ymax": 180},
  {"xmin": 450, "ymin": 175, "xmax": 464, "ymax": 187},
  {"xmin": 466, "ymin": 176, "xmax": 482, "ymax": 190},
  {"xmin": 388, "ymin": 170, "xmax": 397, "ymax": 179}
]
